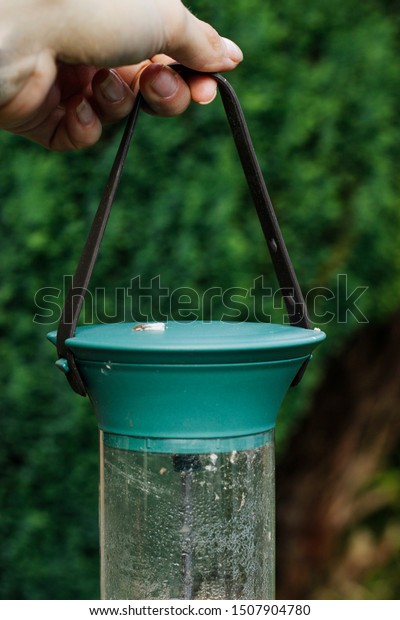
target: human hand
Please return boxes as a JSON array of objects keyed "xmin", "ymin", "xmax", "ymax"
[{"xmin": 0, "ymin": 0, "xmax": 243, "ymax": 150}]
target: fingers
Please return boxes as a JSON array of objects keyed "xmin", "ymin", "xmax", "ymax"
[
  {"xmin": 116, "ymin": 62, "xmax": 218, "ymax": 119},
  {"xmin": 8, "ymin": 68, "xmax": 134, "ymax": 150},
  {"xmin": 48, "ymin": 68, "xmax": 135, "ymax": 149},
  {"xmin": 1, "ymin": 58, "xmax": 225, "ymax": 151},
  {"xmin": 91, "ymin": 68, "xmax": 135, "ymax": 122},
  {"xmin": 49, "ymin": 96, "xmax": 102, "ymax": 151},
  {"xmin": 184, "ymin": 74, "xmax": 218, "ymax": 105},
  {"xmin": 147, "ymin": 55, "xmax": 218, "ymax": 104},
  {"xmin": 11, "ymin": 94, "xmax": 103, "ymax": 151},
  {"xmin": 48, "ymin": 64, "xmax": 190, "ymax": 149},
  {"xmin": 138, "ymin": 64, "xmax": 190, "ymax": 116}
]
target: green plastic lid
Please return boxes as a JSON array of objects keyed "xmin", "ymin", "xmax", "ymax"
[{"xmin": 48, "ymin": 321, "xmax": 325, "ymax": 451}]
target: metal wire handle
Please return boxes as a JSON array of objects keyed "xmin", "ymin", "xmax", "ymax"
[{"xmin": 56, "ymin": 66, "xmax": 310, "ymax": 396}]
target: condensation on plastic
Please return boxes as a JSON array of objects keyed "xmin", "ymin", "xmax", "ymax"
[{"xmin": 99, "ymin": 431, "xmax": 275, "ymax": 600}]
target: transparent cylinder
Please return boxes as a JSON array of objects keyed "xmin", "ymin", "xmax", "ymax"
[{"xmin": 99, "ymin": 431, "xmax": 275, "ymax": 600}]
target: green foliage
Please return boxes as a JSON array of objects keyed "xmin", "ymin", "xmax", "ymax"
[{"xmin": 1, "ymin": 0, "xmax": 400, "ymax": 598}]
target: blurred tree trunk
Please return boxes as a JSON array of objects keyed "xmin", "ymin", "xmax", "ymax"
[{"xmin": 276, "ymin": 313, "xmax": 400, "ymax": 599}]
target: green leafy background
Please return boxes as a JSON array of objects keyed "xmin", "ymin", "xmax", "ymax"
[{"xmin": 1, "ymin": 0, "xmax": 400, "ymax": 599}]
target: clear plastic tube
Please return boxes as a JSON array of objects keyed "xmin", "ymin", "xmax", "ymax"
[{"xmin": 99, "ymin": 431, "xmax": 275, "ymax": 600}]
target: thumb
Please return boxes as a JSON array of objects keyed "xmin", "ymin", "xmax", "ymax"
[{"xmin": 162, "ymin": 7, "xmax": 243, "ymax": 72}]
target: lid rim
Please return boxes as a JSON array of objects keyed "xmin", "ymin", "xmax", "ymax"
[{"xmin": 47, "ymin": 320, "xmax": 325, "ymax": 364}]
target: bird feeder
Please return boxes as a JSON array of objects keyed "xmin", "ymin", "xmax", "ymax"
[{"xmin": 48, "ymin": 66, "xmax": 325, "ymax": 600}]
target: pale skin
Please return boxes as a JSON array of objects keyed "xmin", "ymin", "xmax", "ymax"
[{"xmin": 0, "ymin": 0, "xmax": 243, "ymax": 150}]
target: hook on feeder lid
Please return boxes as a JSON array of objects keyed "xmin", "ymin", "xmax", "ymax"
[{"xmin": 55, "ymin": 357, "xmax": 69, "ymax": 374}]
